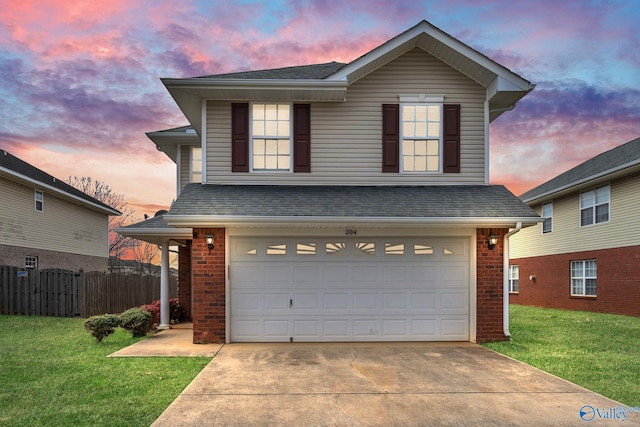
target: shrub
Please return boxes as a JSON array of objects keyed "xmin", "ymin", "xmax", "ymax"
[
  {"xmin": 119, "ymin": 307, "xmax": 153, "ymax": 338},
  {"xmin": 146, "ymin": 298, "xmax": 185, "ymax": 325},
  {"xmin": 85, "ymin": 314, "xmax": 121, "ymax": 342}
]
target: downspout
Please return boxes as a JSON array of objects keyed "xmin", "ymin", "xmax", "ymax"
[{"xmin": 503, "ymin": 222, "xmax": 522, "ymax": 338}]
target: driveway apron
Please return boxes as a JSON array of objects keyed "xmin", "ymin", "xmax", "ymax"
[{"xmin": 152, "ymin": 342, "xmax": 638, "ymax": 426}]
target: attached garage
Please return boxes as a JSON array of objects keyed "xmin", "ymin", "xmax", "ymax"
[{"xmin": 230, "ymin": 236, "xmax": 470, "ymax": 342}]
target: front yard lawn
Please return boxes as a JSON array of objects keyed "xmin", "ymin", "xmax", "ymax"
[
  {"xmin": 0, "ymin": 315, "xmax": 210, "ymax": 427},
  {"xmin": 483, "ymin": 305, "xmax": 640, "ymax": 406}
]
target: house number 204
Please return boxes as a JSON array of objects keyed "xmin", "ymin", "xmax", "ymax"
[{"xmin": 345, "ymin": 229, "xmax": 357, "ymax": 235}]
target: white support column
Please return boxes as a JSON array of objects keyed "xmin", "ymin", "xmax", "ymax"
[{"xmin": 158, "ymin": 241, "xmax": 171, "ymax": 330}]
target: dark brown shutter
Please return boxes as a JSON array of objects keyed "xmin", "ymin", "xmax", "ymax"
[
  {"xmin": 231, "ymin": 103, "xmax": 249, "ymax": 172},
  {"xmin": 293, "ymin": 104, "xmax": 311, "ymax": 173},
  {"xmin": 382, "ymin": 104, "xmax": 399, "ymax": 173},
  {"xmin": 443, "ymin": 104, "xmax": 461, "ymax": 173}
]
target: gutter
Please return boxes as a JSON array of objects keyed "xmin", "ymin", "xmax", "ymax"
[{"xmin": 503, "ymin": 221, "xmax": 522, "ymax": 338}]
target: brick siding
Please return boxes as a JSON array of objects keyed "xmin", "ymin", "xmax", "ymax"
[
  {"xmin": 510, "ymin": 245, "xmax": 640, "ymax": 317},
  {"xmin": 191, "ymin": 228, "xmax": 226, "ymax": 343},
  {"xmin": 0, "ymin": 243, "xmax": 108, "ymax": 272},
  {"xmin": 178, "ymin": 241, "xmax": 192, "ymax": 320},
  {"xmin": 476, "ymin": 228, "xmax": 509, "ymax": 343}
]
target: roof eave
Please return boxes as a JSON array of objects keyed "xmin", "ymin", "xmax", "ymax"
[
  {"xmin": 146, "ymin": 131, "xmax": 200, "ymax": 162},
  {"xmin": 164, "ymin": 215, "xmax": 542, "ymax": 229}
]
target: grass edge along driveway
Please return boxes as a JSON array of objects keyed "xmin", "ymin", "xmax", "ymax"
[
  {"xmin": 0, "ymin": 315, "xmax": 210, "ymax": 427},
  {"xmin": 483, "ymin": 304, "xmax": 640, "ymax": 407}
]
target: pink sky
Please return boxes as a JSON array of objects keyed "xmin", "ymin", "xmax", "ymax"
[{"xmin": 1, "ymin": 0, "xmax": 639, "ymax": 217}]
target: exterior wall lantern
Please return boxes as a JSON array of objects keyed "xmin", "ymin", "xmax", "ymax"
[
  {"xmin": 487, "ymin": 233, "xmax": 499, "ymax": 250},
  {"xmin": 205, "ymin": 234, "xmax": 215, "ymax": 251}
]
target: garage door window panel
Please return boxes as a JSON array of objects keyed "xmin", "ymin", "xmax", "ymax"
[
  {"xmin": 267, "ymin": 243, "xmax": 287, "ymax": 255},
  {"xmin": 356, "ymin": 242, "xmax": 376, "ymax": 256},
  {"xmin": 326, "ymin": 242, "xmax": 347, "ymax": 255}
]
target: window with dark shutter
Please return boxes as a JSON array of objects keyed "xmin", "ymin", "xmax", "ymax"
[
  {"xmin": 443, "ymin": 104, "xmax": 460, "ymax": 173},
  {"xmin": 231, "ymin": 103, "xmax": 249, "ymax": 172},
  {"xmin": 382, "ymin": 104, "xmax": 400, "ymax": 173},
  {"xmin": 293, "ymin": 104, "xmax": 311, "ymax": 173}
]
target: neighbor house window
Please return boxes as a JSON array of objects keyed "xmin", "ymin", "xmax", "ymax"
[
  {"xmin": 401, "ymin": 104, "xmax": 442, "ymax": 172},
  {"xmin": 251, "ymin": 103, "xmax": 291, "ymax": 171},
  {"xmin": 571, "ymin": 260, "xmax": 597, "ymax": 296},
  {"xmin": 509, "ymin": 265, "xmax": 519, "ymax": 293},
  {"xmin": 190, "ymin": 147, "xmax": 202, "ymax": 183},
  {"xmin": 25, "ymin": 256, "xmax": 37, "ymax": 269},
  {"xmin": 35, "ymin": 190, "xmax": 43, "ymax": 212},
  {"xmin": 580, "ymin": 185, "xmax": 609, "ymax": 226},
  {"xmin": 542, "ymin": 202, "xmax": 553, "ymax": 233}
]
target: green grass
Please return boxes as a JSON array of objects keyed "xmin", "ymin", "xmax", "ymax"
[
  {"xmin": 483, "ymin": 305, "xmax": 640, "ymax": 406},
  {"xmin": 0, "ymin": 315, "xmax": 211, "ymax": 427}
]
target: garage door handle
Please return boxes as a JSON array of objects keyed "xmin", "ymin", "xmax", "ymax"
[{"xmin": 289, "ymin": 298, "xmax": 293, "ymax": 308}]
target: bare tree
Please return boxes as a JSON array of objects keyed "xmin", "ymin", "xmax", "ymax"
[
  {"xmin": 131, "ymin": 239, "xmax": 160, "ymax": 275},
  {"xmin": 65, "ymin": 176, "xmax": 136, "ymax": 266}
]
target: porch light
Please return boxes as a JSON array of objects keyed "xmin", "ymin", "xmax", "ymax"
[
  {"xmin": 487, "ymin": 233, "xmax": 499, "ymax": 250},
  {"xmin": 205, "ymin": 234, "xmax": 215, "ymax": 251}
]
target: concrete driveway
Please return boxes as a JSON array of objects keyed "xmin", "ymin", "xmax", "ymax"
[{"xmin": 152, "ymin": 342, "xmax": 638, "ymax": 426}]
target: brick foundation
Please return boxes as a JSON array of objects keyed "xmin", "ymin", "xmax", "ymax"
[
  {"xmin": 191, "ymin": 228, "xmax": 226, "ymax": 343},
  {"xmin": 178, "ymin": 241, "xmax": 192, "ymax": 320},
  {"xmin": 476, "ymin": 228, "xmax": 509, "ymax": 343},
  {"xmin": 510, "ymin": 246, "xmax": 640, "ymax": 317},
  {"xmin": 0, "ymin": 244, "xmax": 108, "ymax": 272}
]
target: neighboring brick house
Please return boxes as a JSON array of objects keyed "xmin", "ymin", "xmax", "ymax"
[
  {"xmin": 118, "ymin": 21, "xmax": 540, "ymax": 343},
  {"xmin": 0, "ymin": 150, "xmax": 120, "ymax": 272},
  {"xmin": 510, "ymin": 137, "xmax": 640, "ymax": 317}
]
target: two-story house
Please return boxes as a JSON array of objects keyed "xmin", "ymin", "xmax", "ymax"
[
  {"xmin": 509, "ymin": 137, "xmax": 640, "ymax": 317},
  {"xmin": 118, "ymin": 21, "xmax": 540, "ymax": 343},
  {"xmin": 0, "ymin": 150, "xmax": 120, "ymax": 272}
]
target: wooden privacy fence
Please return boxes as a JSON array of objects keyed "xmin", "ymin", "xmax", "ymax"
[{"xmin": 0, "ymin": 266, "xmax": 177, "ymax": 318}]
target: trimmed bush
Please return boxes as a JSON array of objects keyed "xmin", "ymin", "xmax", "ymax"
[
  {"xmin": 84, "ymin": 314, "xmax": 121, "ymax": 342},
  {"xmin": 119, "ymin": 307, "xmax": 153, "ymax": 338},
  {"xmin": 169, "ymin": 298, "xmax": 185, "ymax": 324}
]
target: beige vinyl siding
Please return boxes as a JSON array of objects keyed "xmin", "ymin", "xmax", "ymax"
[
  {"xmin": 205, "ymin": 48, "xmax": 486, "ymax": 185},
  {"xmin": 0, "ymin": 178, "xmax": 109, "ymax": 258},
  {"xmin": 510, "ymin": 173, "xmax": 640, "ymax": 258},
  {"xmin": 179, "ymin": 145, "xmax": 191, "ymax": 192}
]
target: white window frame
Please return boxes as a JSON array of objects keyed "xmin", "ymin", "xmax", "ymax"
[
  {"xmin": 580, "ymin": 185, "xmax": 610, "ymax": 227},
  {"xmin": 35, "ymin": 190, "xmax": 43, "ymax": 212},
  {"xmin": 25, "ymin": 256, "xmax": 38, "ymax": 269},
  {"xmin": 571, "ymin": 259, "xmax": 597, "ymax": 296},
  {"xmin": 542, "ymin": 202, "xmax": 553, "ymax": 234},
  {"xmin": 250, "ymin": 103, "xmax": 293, "ymax": 173},
  {"xmin": 190, "ymin": 146, "xmax": 202, "ymax": 183},
  {"xmin": 400, "ymin": 101, "xmax": 443, "ymax": 174},
  {"xmin": 508, "ymin": 265, "xmax": 519, "ymax": 293}
]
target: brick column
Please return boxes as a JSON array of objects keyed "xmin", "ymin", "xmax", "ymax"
[
  {"xmin": 178, "ymin": 241, "xmax": 192, "ymax": 320},
  {"xmin": 476, "ymin": 228, "xmax": 508, "ymax": 343},
  {"xmin": 191, "ymin": 228, "xmax": 226, "ymax": 344}
]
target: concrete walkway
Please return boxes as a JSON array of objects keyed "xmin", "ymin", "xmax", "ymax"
[
  {"xmin": 139, "ymin": 339, "xmax": 639, "ymax": 426},
  {"xmin": 109, "ymin": 323, "xmax": 222, "ymax": 358}
]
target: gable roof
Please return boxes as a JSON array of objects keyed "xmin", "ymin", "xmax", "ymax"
[
  {"xmin": 161, "ymin": 184, "xmax": 540, "ymax": 228},
  {"xmin": 0, "ymin": 149, "xmax": 121, "ymax": 216},
  {"xmin": 158, "ymin": 20, "xmax": 534, "ymax": 135},
  {"xmin": 520, "ymin": 137, "xmax": 640, "ymax": 204}
]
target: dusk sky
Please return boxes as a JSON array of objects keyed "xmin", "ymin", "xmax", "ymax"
[{"xmin": 1, "ymin": 0, "xmax": 639, "ymax": 219}]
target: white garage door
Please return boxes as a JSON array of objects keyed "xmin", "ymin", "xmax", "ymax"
[{"xmin": 230, "ymin": 236, "xmax": 469, "ymax": 342}]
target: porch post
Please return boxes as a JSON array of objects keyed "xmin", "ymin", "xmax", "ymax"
[{"xmin": 158, "ymin": 240, "xmax": 171, "ymax": 330}]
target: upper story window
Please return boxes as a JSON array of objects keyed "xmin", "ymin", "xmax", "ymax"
[
  {"xmin": 251, "ymin": 103, "xmax": 291, "ymax": 171},
  {"xmin": 542, "ymin": 202, "xmax": 553, "ymax": 233},
  {"xmin": 401, "ymin": 104, "xmax": 442, "ymax": 173},
  {"xmin": 35, "ymin": 190, "xmax": 43, "ymax": 212},
  {"xmin": 580, "ymin": 185, "xmax": 609, "ymax": 226},
  {"xmin": 190, "ymin": 147, "xmax": 202, "ymax": 183}
]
